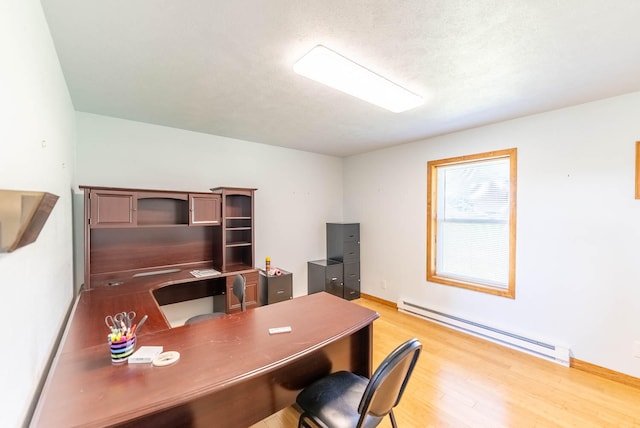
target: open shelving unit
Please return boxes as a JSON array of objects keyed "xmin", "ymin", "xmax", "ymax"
[{"xmin": 211, "ymin": 187, "xmax": 256, "ymax": 272}]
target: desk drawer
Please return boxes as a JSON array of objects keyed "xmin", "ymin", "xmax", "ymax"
[
  {"xmin": 341, "ymin": 223, "xmax": 359, "ymax": 242},
  {"xmin": 344, "ymin": 262, "xmax": 360, "ymax": 300},
  {"xmin": 344, "ymin": 280, "xmax": 360, "ymax": 300},
  {"xmin": 344, "ymin": 262, "xmax": 360, "ymax": 281},
  {"xmin": 342, "ymin": 241, "xmax": 359, "ymax": 263}
]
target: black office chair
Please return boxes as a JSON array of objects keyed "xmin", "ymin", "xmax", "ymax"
[
  {"xmin": 185, "ymin": 274, "xmax": 246, "ymax": 324},
  {"xmin": 184, "ymin": 308, "xmax": 225, "ymax": 325},
  {"xmin": 296, "ymin": 338, "xmax": 422, "ymax": 428},
  {"xmin": 232, "ymin": 273, "xmax": 246, "ymax": 312}
]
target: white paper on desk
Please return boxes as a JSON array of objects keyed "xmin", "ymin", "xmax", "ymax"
[{"xmin": 128, "ymin": 346, "xmax": 164, "ymax": 364}]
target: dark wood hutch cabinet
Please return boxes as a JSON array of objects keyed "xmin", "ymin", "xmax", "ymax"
[
  {"xmin": 80, "ymin": 185, "xmax": 257, "ymax": 313},
  {"xmin": 87, "ymin": 188, "xmax": 222, "ymax": 228},
  {"xmin": 211, "ymin": 187, "xmax": 256, "ymax": 272}
]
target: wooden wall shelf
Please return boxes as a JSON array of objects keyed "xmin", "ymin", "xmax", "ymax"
[{"xmin": 0, "ymin": 190, "xmax": 58, "ymax": 253}]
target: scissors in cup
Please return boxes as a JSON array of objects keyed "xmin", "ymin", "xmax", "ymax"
[
  {"xmin": 118, "ymin": 311, "xmax": 136, "ymax": 330},
  {"xmin": 105, "ymin": 311, "xmax": 136, "ymax": 334}
]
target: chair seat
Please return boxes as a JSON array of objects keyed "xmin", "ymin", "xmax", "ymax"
[
  {"xmin": 296, "ymin": 338, "xmax": 422, "ymax": 428},
  {"xmin": 185, "ymin": 274, "xmax": 245, "ymax": 326},
  {"xmin": 184, "ymin": 312, "xmax": 225, "ymax": 325},
  {"xmin": 296, "ymin": 371, "xmax": 383, "ymax": 428}
]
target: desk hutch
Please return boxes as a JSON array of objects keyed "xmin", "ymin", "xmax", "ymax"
[{"xmin": 81, "ymin": 185, "xmax": 258, "ymax": 312}]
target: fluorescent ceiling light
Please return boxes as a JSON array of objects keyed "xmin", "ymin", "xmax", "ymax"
[{"xmin": 293, "ymin": 45, "xmax": 424, "ymax": 113}]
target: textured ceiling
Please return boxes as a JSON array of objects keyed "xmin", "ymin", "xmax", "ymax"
[{"xmin": 41, "ymin": 1, "xmax": 640, "ymax": 157}]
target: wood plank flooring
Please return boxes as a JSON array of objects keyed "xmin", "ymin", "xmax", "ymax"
[{"xmin": 251, "ymin": 297, "xmax": 640, "ymax": 427}]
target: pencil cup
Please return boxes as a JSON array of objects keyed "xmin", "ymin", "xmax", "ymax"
[{"xmin": 109, "ymin": 334, "xmax": 136, "ymax": 363}]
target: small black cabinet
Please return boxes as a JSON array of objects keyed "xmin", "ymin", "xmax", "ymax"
[{"xmin": 259, "ymin": 269, "xmax": 293, "ymax": 305}]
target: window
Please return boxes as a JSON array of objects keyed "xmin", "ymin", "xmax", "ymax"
[{"xmin": 427, "ymin": 148, "xmax": 517, "ymax": 298}]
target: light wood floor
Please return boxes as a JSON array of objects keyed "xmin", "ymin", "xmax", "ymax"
[{"xmin": 251, "ymin": 298, "xmax": 640, "ymax": 427}]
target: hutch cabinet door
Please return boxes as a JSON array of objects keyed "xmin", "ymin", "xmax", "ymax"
[
  {"xmin": 89, "ymin": 189, "xmax": 137, "ymax": 227},
  {"xmin": 189, "ymin": 194, "xmax": 221, "ymax": 225}
]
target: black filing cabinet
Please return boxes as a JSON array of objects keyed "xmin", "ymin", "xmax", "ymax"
[
  {"xmin": 327, "ymin": 223, "xmax": 360, "ymax": 263},
  {"xmin": 307, "ymin": 223, "xmax": 360, "ymax": 300},
  {"xmin": 259, "ymin": 269, "xmax": 293, "ymax": 305},
  {"xmin": 328, "ymin": 223, "xmax": 360, "ymax": 300}
]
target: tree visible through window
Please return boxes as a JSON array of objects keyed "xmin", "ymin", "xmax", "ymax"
[{"xmin": 427, "ymin": 148, "xmax": 517, "ymax": 298}]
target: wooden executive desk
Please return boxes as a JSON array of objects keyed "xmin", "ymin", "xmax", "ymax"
[{"xmin": 30, "ymin": 277, "xmax": 379, "ymax": 428}]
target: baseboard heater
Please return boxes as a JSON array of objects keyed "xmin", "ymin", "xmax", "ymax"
[{"xmin": 397, "ymin": 299, "xmax": 570, "ymax": 366}]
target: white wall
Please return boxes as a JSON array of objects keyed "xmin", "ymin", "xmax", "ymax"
[
  {"xmin": 0, "ymin": 1, "xmax": 76, "ymax": 426},
  {"xmin": 75, "ymin": 112, "xmax": 344, "ymax": 297},
  {"xmin": 344, "ymin": 91, "xmax": 640, "ymax": 378}
]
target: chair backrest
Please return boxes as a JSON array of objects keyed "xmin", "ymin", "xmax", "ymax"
[
  {"xmin": 233, "ymin": 274, "xmax": 246, "ymax": 311},
  {"xmin": 357, "ymin": 338, "xmax": 422, "ymax": 424}
]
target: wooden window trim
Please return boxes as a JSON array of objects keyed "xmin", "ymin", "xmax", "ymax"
[
  {"xmin": 427, "ymin": 148, "xmax": 517, "ymax": 298},
  {"xmin": 635, "ymin": 141, "xmax": 640, "ymax": 199}
]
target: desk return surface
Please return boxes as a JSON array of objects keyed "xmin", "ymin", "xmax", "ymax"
[{"xmin": 30, "ymin": 291, "xmax": 378, "ymax": 428}]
